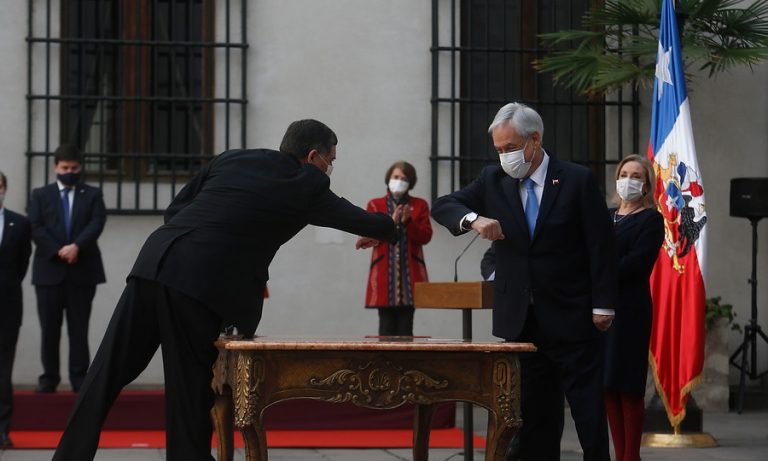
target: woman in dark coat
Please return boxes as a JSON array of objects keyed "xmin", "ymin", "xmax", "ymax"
[{"xmin": 603, "ymin": 154, "xmax": 664, "ymax": 461}]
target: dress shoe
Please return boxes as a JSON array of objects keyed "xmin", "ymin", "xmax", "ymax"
[
  {"xmin": 0, "ymin": 432, "xmax": 13, "ymax": 448},
  {"xmin": 34, "ymin": 384, "xmax": 57, "ymax": 393}
]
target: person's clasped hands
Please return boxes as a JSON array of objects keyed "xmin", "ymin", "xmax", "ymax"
[
  {"xmin": 356, "ymin": 204, "xmax": 414, "ymax": 249},
  {"xmin": 58, "ymin": 243, "xmax": 80, "ymax": 264}
]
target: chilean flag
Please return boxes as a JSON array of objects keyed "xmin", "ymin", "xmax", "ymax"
[{"xmin": 647, "ymin": 0, "xmax": 708, "ymax": 428}]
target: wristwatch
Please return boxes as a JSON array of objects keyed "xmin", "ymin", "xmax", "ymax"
[{"xmin": 461, "ymin": 212, "xmax": 479, "ymax": 231}]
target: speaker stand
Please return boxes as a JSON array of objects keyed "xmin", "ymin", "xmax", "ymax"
[{"xmin": 729, "ymin": 217, "xmax": 768, "ymax": 413}]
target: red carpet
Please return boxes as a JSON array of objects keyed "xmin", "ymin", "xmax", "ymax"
[
  {"xmin": 13, "ymin": 390, "xmax": 455, "ymax": 430},
  {"xmin": 8, "ymin": 429, "xmax": 486, "ymax": 449}
]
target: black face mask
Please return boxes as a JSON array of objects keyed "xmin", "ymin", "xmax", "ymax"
[{"xmin": 57, "ymin": 172, "xmax": 81, "ymax": 187}]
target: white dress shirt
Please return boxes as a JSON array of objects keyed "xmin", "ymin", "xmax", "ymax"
[
  {"xmin": 519, "ymin": 151, "xmax": 550, "ymax": 209},
  {"xmin": 461, "ymin": 150, "xmax": 614, "ymax": 316}
]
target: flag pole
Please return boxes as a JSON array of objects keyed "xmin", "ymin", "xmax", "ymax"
[{"xmin": 639, "ymin": 0, "xmax": 717, "ymax": 449}]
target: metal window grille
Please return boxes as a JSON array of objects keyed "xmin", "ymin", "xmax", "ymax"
[
  {"xmin": 26, "ymin": 0, "xmax": 248, "ymax": 214},
  {"xmin": 430, "ymin": 0, "xmax": 639, "ymax": 201}
]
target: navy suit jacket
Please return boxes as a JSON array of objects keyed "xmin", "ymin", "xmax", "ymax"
[
  {"xmin": 129, "ymin": 149, "xmax": 395, "ymax": 334},
  {"xmin": 29, "ymin": 182, "xmax": 107, "ymax": 286},
  {"xmin": 0, "ymin": 208, "xmax": 32, "ymax": 328},
  {"xmin": 432, "ymin": 157, "xmax": 618, "ymax": 342}
]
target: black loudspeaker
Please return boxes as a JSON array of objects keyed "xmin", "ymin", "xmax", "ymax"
[{"xmin": 730, "ymin": 178, "xmax": 768, "ymax": 219}]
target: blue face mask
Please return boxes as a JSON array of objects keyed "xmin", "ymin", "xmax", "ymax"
[{"xmin": 57, "ymin": 172, "xmax": 81, "ymax": 187}]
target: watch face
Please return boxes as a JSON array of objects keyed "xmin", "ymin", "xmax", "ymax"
[{"xmin": 463, "ymin": 212, "xmax": 478, "ymax": 230}]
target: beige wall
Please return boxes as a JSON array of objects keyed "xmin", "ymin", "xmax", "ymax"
[
  {"xmin": 3, "ymin": 1, "xmax": 766, "ymax": 389},
  {"xmin": 690, "ymin": 62, "xmax": 768, "ymax": 381}
]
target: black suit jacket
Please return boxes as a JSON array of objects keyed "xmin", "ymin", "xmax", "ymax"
[
  {"xmin": 0, "ymin": 209, "xmax": 32, "ymax": 328},
  {"xmin": 432, "ymin": 157, "xmax": 618, "ymax": 342},
  {"xmin": 29, "ymin": 182, "xmax": 107, "ymax": 286},
  {"xmin": 603, "ymin": 208, "xmax": 664, "ymax": 394},
  {"xmin": 129, "ymin": 149, "xmax": 395, "ymax": 333},
  {"xmin": 480, "ymin": 243, "xmax": 496, "ymax": 281}
]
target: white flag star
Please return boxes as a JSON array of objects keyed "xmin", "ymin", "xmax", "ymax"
[{"xmin": 655, "ymin": 42, "xmax": 673, "ymax": 100}]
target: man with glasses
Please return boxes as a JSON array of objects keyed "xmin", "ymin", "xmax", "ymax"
[{"xmin": 52, "ymin": 119, "xmax": 395, "ymax": 461}]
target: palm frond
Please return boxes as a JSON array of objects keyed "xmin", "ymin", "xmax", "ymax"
[{"xmin": 536, "ymin": 0, "xmax": 768, "ymax": 95}]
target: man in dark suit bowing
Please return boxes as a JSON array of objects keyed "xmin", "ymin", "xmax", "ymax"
[
  {"xmin": 432, "ymin": 103, "xmax": 617, "ymax": 461},
  {"xmin": 28, "ymin": 145, "xmax": 106, "ymax": 393},
  {"xmin": 52, "ymin": 119, "xmax": 396, "ymax": 461},
  {"xmin": 0, "ymin": 171, "xmax": 32, "ymax": 448}
]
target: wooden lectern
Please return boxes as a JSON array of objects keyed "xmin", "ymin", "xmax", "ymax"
[
  {"xmin": 414, "ymin": 281, "xmax": 494, "ymax": 461},
  {"xmin": 414, "ymin": 281, "xmax": 493, "ymax": 311}
]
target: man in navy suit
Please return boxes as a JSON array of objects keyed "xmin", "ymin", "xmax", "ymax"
[
  {"xmin": 28, "ymin": 145, "xmax": 106, "ymax": 393},
  {"xmin": 432, "ymin": 103, "xmax": 617, "ymax": 461},
  {"xmin": 0, "ymin": 171, "xmax": 32, "ymax": 448},
  {"xmin": 52, "ymin": 119, "xmax": 395, "ymax": 461}
]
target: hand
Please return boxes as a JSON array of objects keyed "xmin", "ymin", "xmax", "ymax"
[
  {"xmin": 58, "ymin": 243, "xmax": 80, "ymax": 264},
  {"xmin": 593, "ymin": 314, "xmax": 614, "ymax": 331},
  {"xmin": 356, "ymin": 236, "xmax": 380, "ymax": 249},
  {"xmin": 392, "ymin": 205, "xmax": 404, "ymax": 224},
  {"xmin": 471, "ymin": 216, "xmax": 505, "ymax": 241},
  {"xmin": 401, "ymin": 205, "xmax": 412, "ymax": 224}
]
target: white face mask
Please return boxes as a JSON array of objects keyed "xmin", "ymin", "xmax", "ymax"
[
  {"xmin": 388, "ymin": 178, "xmax": 409, "ymax": 197},
  {"xmin": 499, "ymin": 140, "xmax": 531, "ymax": 179},
  {"xmin": 616, "ymin": 177, "xmax": 644, "ymax": 202},
  {"xmin": 316, "ymin": 153, "xmax": 333, "ymax": 177}
]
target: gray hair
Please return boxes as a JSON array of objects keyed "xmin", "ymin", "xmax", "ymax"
[{"xmin": 488, "ymin": 102, "xmax": 544, "ymax": 142}]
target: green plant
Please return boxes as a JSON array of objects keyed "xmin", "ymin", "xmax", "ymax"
[
  {"xmin": 535, "ymin": 0, "xmax": 768, "ymax": 95},
  {"xmin": 705, "ymin": 296, "xmax": 741, "ymax": 332}
]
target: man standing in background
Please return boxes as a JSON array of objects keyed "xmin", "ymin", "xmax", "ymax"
[
  {"xmin": 0, "ymin": 171, "xmax": 32, "ymax": 448},
  {"xmin": 28, "ymin": 145, "xmax": 106, "ymax": 393}
]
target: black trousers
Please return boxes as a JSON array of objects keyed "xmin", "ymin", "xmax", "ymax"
[
  {"xmin": 512, "ymin": 308, "xmax": 610, "ymax": 461},
  {"xmin": 0, "ymin": 321, "xmax": 20, "ymax": 435},
  {"xmin": 52, "ymin": 278, "xmax": 222, "ymax": 461},
  {"xmin": 377, "ymin": 306, "xmax": 415, "ymax": 336},
  {"xmin": 35, "ymin": 282, "xmax": 97, "ymax": 390}
]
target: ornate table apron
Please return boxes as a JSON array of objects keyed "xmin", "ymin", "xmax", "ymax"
[{"xmin": 211, "ymin": 338, "xmax": 535, "ymax": 461}]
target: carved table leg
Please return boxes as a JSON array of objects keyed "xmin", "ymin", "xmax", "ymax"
[
  {"xmin": 212, "ymin": 393, "xmax": 234, "ymax": 461},
  {"xmin": 485, "ymin": 355, "xmax": 522, "ymax": 461},
  {"xmin": 240, "ymin": 420, "xmax": 268, "ymax": 461},
  {"xmin": 413, "ymin": 403, "xmax": 436, "ymax": 461},
  {"xmin": 485, "ymin": 411, "xmax": 518, "ymax": 461}
]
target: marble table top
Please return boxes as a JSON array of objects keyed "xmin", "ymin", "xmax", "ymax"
[{"xmin": 216, "ymin": 336, "xmax": 537, "ymax": 352}]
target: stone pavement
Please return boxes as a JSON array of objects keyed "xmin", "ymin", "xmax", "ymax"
[{"xmin": 1, "ymin": 407, "xmax": 766, "ymax": 460}]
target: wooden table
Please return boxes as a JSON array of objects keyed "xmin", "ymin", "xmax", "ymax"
[
  {"xmin": 211, "ymin": 337, "xmax": 535, "ymax": 461},
  {"xmin": 415, "ymin": 281, "xmax": 494, "ymax": 460}
]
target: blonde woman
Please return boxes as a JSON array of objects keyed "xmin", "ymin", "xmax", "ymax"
[{"xmin": 603, "ymin": 154, "xmax": 664, "ymax": 461}]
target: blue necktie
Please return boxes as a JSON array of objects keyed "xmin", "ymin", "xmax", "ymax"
[
  {"xmin": 61, "ymin": 188, "xmax": 72, "ymax": 241},
  {"xmin": 524, "ymin": 178, "xmax": 538, "ymax": 238}
]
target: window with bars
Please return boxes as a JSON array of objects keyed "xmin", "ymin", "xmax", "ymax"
[
  {"xmin": 27, "ymin": 0, "xmax": 248, "ymax": 214},
  {"xmin": 430, "ymin": 0, "xmax": 639, "ymax": 201}
]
